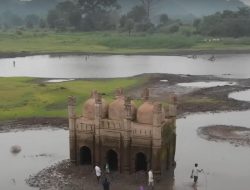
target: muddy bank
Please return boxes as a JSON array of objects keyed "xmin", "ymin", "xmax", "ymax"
[
  {"xmin": 26, "ymin": 160, "xmax": 175, "ymax": 190},
  {"xmin": 0, "ymin": 117, "xmax": 67, "ymax": 133},
  {"xmin": 2, "ymin": 49, "xmax": 250, "ymax": 58},
  {"xmin": 198, "ymin": 125, "xmax": 250, "ymax": 147}
]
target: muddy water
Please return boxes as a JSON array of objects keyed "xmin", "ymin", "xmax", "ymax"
[
  {"xmin": 175, "ymin": 110, "xmax": 250, "ymax": 190},
  {"xmin": 229, "ymin": 90, "xmax": 250, "ymax": 102},
  {"xmin": 1, "ymin": 54, "xmax": 250, "ymax": 78},
  {"xmin": 1, "ymin": 111, "xmax": 250, "ymax": 190},
  {"xmin": 0, "ymin": 129, "xmax": 68, "ymax": 190}
]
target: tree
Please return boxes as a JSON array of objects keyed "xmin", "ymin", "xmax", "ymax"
[
  {"xmin": 127, "ymin": 5, "xmax": 147, "ymax": 23},
  {"xmin": 125, "ymin": 18, "xmax": 134, "ymax": 36},
  {"xmin": 77, "ymin": 0, "xmax": 119, "ymax": 13},
  {"xmin": 159, "ymin": 14, "xmax": 168, "ymax": 25},
  {"xmin": 139, "ymin": 0, "xmax": 157, "ymax": 20},
  {"xmin": 25, "ymin": 14, "xmax": 40, "ymax": 28}
]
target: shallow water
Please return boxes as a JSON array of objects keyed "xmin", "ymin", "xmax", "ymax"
[
  {"xmin": 1, "ymin": 54, "xmax": 250, "ymax": 78},
  {"xmin": 177, "ymin": 81, "xmax": 236, "ymax": 88},
  {"xmin": 1, "ymin": 111, "xmax": 250, "ymax": 190},
  {"xmin": 0, "ymin": 129, "xmax": 68, "ymax": 190},
  {"xmin": 175, "ymin": 111, "xmax": 250, "ymax": 190},
  {"xmin": 228, "ymin": 89, "xmax": 250, "ymax": 102}
]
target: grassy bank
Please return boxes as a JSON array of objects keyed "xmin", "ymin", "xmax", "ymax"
[
  {"xmin": 1, "ymin": 31, "xmax": 250, "ymax": 55},
  {"xmin": 0, "ymin": 76, "xmax": 146, "ymax": 121}
]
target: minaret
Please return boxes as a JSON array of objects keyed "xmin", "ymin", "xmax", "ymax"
[
  {"xmin": 123, "ymin": 96, "xmax": 132, "ymax": 173},
  {"xmin": 94, "ymin": 92, "xmax": 102, "ymax": 165},
  {"xmin": 152, "ymin": 102, "xmax": 163, "ymax": 177},
  {"xmin": 68, "ymin": 96, "xmax": 77, "ymax": 164}
]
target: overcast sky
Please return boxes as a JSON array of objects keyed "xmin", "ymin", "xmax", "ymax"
[{"xmin": 240, "ymin": 0, "xmax": 250, "ymax": 5}]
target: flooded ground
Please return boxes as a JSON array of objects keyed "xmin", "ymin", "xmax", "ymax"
[
  {"xmin": 1, "ymin": 111, "xmax": 250, "ymax": 190},
  {"xmin": 229, "ymin": 89, "xmax": 250, "ymax": 102},
  {"xmin": 1, "ymin": 54, "xmax": 250, "ymax": 78},
  {"xmin": 0, "ymin": 129, "xmax": 68, "ymax": 190}
]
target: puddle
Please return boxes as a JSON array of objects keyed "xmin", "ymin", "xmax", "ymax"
[
  {"xmin": 229, "ymin": 89, "xmax": 250, "ymax": 102},
  {"xmin": 177, "ymin": 81, "xmax": 236, "ymax": 88},
  {"xmin": 46, "ymin": 79, "xmax": 74, "ymax": 83}
]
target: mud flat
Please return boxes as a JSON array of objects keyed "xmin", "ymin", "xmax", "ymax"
[{"xmin": 197, "ymin": 125, "xmax": 250, "ymax": 147}]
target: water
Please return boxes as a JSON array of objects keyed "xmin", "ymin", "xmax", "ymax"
[
  {"xmin": 177, "ymin": 81, "xmax": 236, "ymax": 88},
  {"xmin": 229, "ymin": 90, "xmax": 250, "ymax": 102},
  {"xmin": 0, "ymin": 129, "xmax": 68, "ymax": 190},
  {"xmin": 1, "ymin": 54, "xmax": 250, "ymax": 78},
  {"xmin": 1, "ymin": 111, "xmax": 250, "ymax": 190},
  {"xmin": 175, "ymin": 111, "xmax": 250, "ymax": 190}
]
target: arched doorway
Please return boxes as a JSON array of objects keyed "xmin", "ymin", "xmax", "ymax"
[
  {"xmin": 80, "ymin": 146, "xmax": 92, "ymax": 165},
  {"xmin": 135, "ymin": 152, "xmax": 147, "ymax": 171},
  {"xmin": 106, "ymin": 150, "xmax": 118, "ymax": 171}
]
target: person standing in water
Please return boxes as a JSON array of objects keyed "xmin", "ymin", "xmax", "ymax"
[{"xmin": 191, "ymin": 163, "xmax": 203, "ymax": 185}]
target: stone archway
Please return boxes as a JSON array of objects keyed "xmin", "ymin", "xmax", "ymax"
[
  {"xmin": 106, "ymin": 149, "xmax": 118, "ymax": 171},
  {"xmin": 80, "ymin": 146, "xmax": 92, "ymax": 165},
  {"xmin": 135, "ymin": 152, "xmax": 147, "ymax": 171}
]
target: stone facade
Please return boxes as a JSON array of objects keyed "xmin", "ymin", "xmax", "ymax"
[{"xmin": 68, "ymin": 88, "xmax": 177, "ymax": 176}]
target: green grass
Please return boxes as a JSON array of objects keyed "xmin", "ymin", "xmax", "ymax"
[
  {"xmin": 2, "ymin": 30, "xmax": 250, "ymax": 54},
  {"xmin": 0, "ymin": 76, "xmax": 146, "ymax": 121}
]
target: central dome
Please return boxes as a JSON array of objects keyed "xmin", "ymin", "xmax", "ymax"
[{"xmin": 109, "ymin": 97, "xmax": 136, "ymax": 120}]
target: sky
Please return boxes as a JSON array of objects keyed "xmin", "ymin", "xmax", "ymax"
[{"xmin": 240, "ymin": 0, "xmax": 250, "ymax": 5}]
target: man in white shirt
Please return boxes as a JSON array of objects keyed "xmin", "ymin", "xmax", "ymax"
[
  {"xmin": 95, "ymin": 165, "xmax": 101, "ymax": 183},
  {"xmin": 148, "ymin": 169, "xmax": 154, "ymax": 189},
  {"xmin": 191, "ymin": 163, "xmax": 203, "ymax": 184}
]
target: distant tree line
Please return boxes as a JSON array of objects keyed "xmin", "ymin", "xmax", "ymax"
[{"xmin": 194, "ymin": 7, "xmax": 250, "ymax": 37}]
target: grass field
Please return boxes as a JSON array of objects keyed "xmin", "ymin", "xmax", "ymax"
[
  {"xmin": 1, "ymin": 31, "xmax": 250, "ymax": 55},
  {"xmin": 0, "ymin": 76, "xmax": 146, "ymax": 121}
]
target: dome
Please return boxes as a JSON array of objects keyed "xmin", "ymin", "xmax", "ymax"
[
  {"xmin": 137, "ymin": 101, "xmax": 154, "ymax": 124},
  {"xmin": 109, "ymin": 97, "xmax": 136, "ymax": 120},
  {"xmin": 83, "ymin": 97, "xmax": 108, "ymax": 119}
]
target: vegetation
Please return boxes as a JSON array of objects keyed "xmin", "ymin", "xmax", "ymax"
[{"xmin": 0, "ymin": 76, "xmax": 146, "ymax": 121}]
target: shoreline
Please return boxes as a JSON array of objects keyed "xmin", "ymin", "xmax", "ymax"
[{"xmin": 1, "ymin": 49, "xmax": 250, "ymax": 58}]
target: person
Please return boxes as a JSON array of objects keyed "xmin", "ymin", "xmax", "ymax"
[
  {"xmin": 95, "ymin": 164, "xmax": 102, "ymax": 183},
  {"xmin": 105, "ymin": 163, "xmax": 110, "ymax": 174},
  {"xmin": 102, "ymin": 177, "xmax": 110, "ymax": 190},
  {"xmin": 191, "ymin": 163, "xmax": 203, "ymax": 184},
  {"xmin": 148, "ymin": 169, "xmax": 154, "ymax": 189}
]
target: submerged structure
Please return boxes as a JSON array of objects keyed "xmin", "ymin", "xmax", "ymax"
[{"xmin": 68, "ymin": 88, "xmax": 177, "ymax": 176}]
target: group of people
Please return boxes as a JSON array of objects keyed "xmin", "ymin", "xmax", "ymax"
[
  {"xmin": 94, "ymin": 163, "xmax": 203, "ymax": 190},
  {"xmin": 94, "ymin": 163, "xmax": 155, "ymax": 190}
]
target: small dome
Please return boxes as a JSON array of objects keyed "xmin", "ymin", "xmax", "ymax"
[
  {"xmin": 137, "ymin": 102, "xmax": 154, "ymax": 124},
  {"xmin": 83, "ymin": 97, "xmax": 108, "ymax": 119},
  {"xmin": 109, "ymin": 97, "xmax": 136, "ymax": 120}
]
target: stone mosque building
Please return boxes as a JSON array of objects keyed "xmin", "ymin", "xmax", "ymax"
[{"xmin": 67, "ymin": 88, "xmax": 177, "ymax": 176}]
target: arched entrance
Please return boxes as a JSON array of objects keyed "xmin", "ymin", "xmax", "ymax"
[
  {"xmin": 135, "ymin": 152, "xmax": 147, "ymax": 171},
  {"xmin": 80, "ymin": 146, "xmax": 92, "ymax": 165},
  {"xmin": 106, "ymin": 150, "xmax": 118, "ymax": 171}
]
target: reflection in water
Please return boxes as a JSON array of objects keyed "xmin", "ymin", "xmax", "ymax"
[{"xmin": 0, "ymin": 54, "xmax": 250, "ymax": 78}]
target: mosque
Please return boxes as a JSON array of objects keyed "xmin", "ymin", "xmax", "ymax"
[{"xmin": 67, "ymin": 88, "xmax": 177, "ymax": 176}]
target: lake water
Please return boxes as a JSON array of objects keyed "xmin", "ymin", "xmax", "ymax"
[
  {"xmin": 1, "ymin": 54, "xmax": 250, "ymax": 78},
  {"xmin": 1, "ymin": 111, "xmax": 250, "ymax": 190},
  {"xmin": 229, "ymin": 89, "xmax": 250, "ymax": 102}
]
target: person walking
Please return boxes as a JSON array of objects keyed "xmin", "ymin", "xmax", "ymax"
[
  {"xmin": 191, "ymin": 163, "xmax": 203, "ymax": 185},
  {"xmin": 95, "ymin": 164, "xmax": 102, "ymax": 183},
  {"xmin": 148, "ymin": 169, "xmax": 154, "ymax": 189},
  {"xmin": 102, "ymin": 177, "xmax": 110, "ymax": 190},
  {"xmin": 105, "ymin": 162, "xmax": 110, "ymax": 174}
]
